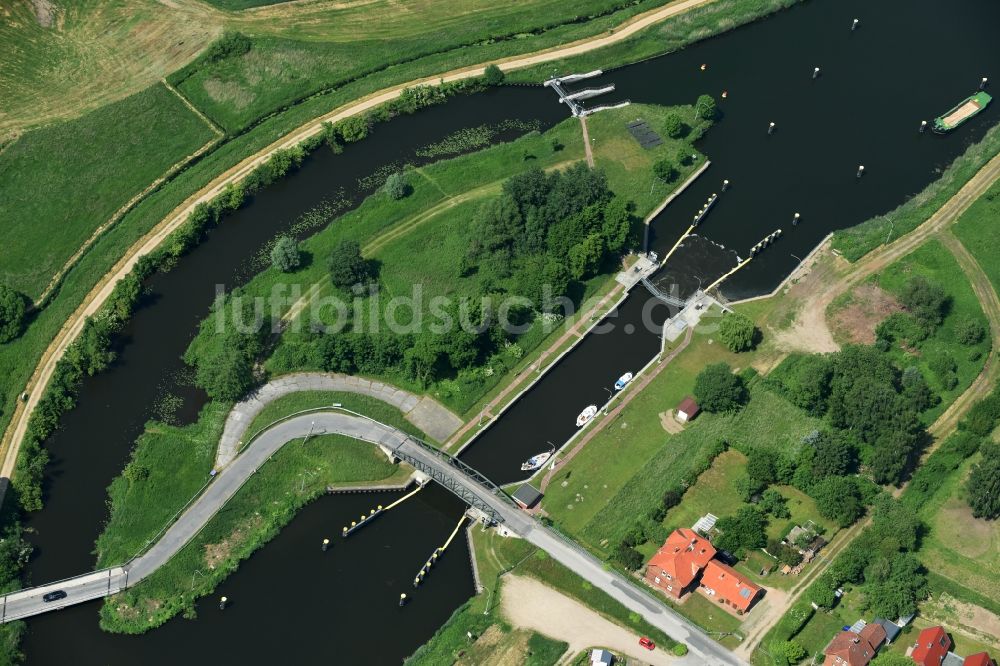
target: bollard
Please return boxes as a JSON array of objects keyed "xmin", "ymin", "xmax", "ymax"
[
  {"xmin": 857, "ymin": 165, "xmax": 865, "ymax": 178},
  {"xmin": 369, "ymin": 509, "xmax": 376, "ymax": 516},
  {"xmin": 920, "ymin": 120, "xmax": 928, "ymax": 133},
  {"xmin": 722, "ymin": 179, "xmax": 730, "ymax": 191},
  {"xmin": 793, "ymin": 213, "xmax": 801, "ymax": 226},
  {"xmin": 982, "ymin": 77, "xmax": 989, "ymax": 90},
  {"xmin": 220, "ymin": 596, "xmax": 228, "ymax": 610},
  {"xmin": 322, "ymin": 538, "xmax": 330, "ymax": 552},
  {"xmin": 399, "ymin": 593, "xmax": 408, "ymax": 607},
  {"xmin": 768, "ymin": 122, "xmax": 776, "ymax": 135},
  {"xmin": 813, "ymin": 67, "xmax": 820, "ymax": 79},
  {"xmin": 852, "ymin": 18, "xmax": 859, "ymax": 31},
  {"xmin": 342, "ymin": 526, "xmax": 348, "ymax": 536}
]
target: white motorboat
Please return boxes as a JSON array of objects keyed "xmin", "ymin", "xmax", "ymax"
[
  {"xmin": 614, "ymin": 372, "xmax": 634, "ymax": 391},
  {"xmin": 520, "ymin": 451, "xmax": 553, "ymax": 472},
  {"xmin": 576, "ymin": 405, "xmax": 598, "ymax": 427}
]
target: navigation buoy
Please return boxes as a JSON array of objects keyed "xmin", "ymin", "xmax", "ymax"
[
  {"xmin": 322, "ymin": 538, "xmax": 330, "ymax": 552},
  {"xmin": 793, "ymin": 213, "xmax": 801, "ymax": 225},
  {"xmin": 700, "ymin": 63, "xmax": 707, "ymax": 71},
  {"xmin": 920, "ymin": 120, "xmax": 928, "ymax": 133},
  {"xmin": 852, "ymin": 18, "xmax": 859, "ymax": 31},
  {"xmin": 857, "ymin": 165, "xmax": 865, "ymax": 178},
  {"xmin": 813, "ymin": 67, "xmax": 821, "ymax": 79},
  {"xmin": 981, "ymin": 77, "xmax": 989, "ymax": 90},
  {"xmin": 400, "ymin": 593, "xmax": 408, "ymax": 607},
  {"xmin": 768, "ymin": 122, "xmax": 776, "ymax": 134},
  {"xmin": 220, "ymin": 596, "xmax": 228, "ymax": 610},
  {"xmin": 722, "ymin": 179, "xmax": 730, "ymax": 191},
  {"xmin": 721, "ymin": 90, "xmax": 728, "ymax": 99}
]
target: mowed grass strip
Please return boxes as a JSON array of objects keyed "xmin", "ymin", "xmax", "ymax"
[
  {"xmin": 0, "ymin": 83, "xmax": 215, "ymax": 299},
  {"xmin": 953, "ymin": 179, "xmax": 1000, "ymax": 294}
]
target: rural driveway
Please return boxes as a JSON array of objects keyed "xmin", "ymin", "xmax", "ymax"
[{"xmin": 501, "ymin": 574, "xmax": 676, "ymax": 665}]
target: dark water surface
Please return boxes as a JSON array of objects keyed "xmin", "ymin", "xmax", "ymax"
[{"xmin": 22, "ymin": 0, "xmax": 1000, "ymax": 662}]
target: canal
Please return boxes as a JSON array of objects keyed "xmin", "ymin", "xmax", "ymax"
[{"xmin": 21, "ymin": 0, "xmax": 1000, "ymax": 662}]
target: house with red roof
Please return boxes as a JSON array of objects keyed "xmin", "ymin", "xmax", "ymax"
[
  {"xmin": 823, "ymin": 624, "xmax": 887, "ymax": 666},
  {"xmin": 911, "ymin": 626, "xmax": 951, "ymax": 666},
  {"xmin": 699, "ymin": 560, "xmax": 762, "ymax": 614},
  {"xmin": 963, "ymin": 653, "xmax": 996, "ymax": 666},
  {"xmin": 643, "ymin": 528, "xmax": 716, "ymax": 599}
]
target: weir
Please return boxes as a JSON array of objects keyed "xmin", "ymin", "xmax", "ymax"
[{"xmin": 545, "ymin": 71, "xmax": 626, "ymax": 117}]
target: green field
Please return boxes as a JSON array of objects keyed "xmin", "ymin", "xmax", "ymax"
[
  {"xmin": 0, "ymin": 84, "xmax": 214, "ymax": 300},
  {"xmin": 577, "ymin": 381, "xmax": 824, "ymax": 552},
  {"xmin": 870, "ymin": 239, "xmax": 991, "ymax": 422},
  {"xmin": 953, "ymin": 179, "xmax": 1000, "ymax": 292},
  {"xmin": 99, "ymin": 431, "xmax": 407, "ymax": 632}
]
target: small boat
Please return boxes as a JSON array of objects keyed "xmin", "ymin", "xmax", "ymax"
[
  {"xmin": 614, "ymin": 372, "xmax": 634, "ymax": 391},
  {"xmin": 520, "ymin": 451, "xmax": 552, "ymax": 472},
  {"xmin": 576, "ymin": 405, "xmax": 598, "ymax": 427},
  {"xmin": 933, "ymin": 91, "xmax": 992, "ymax": 133}
]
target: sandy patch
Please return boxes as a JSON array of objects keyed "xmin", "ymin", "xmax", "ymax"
[
  {"xmin": 456, "ymin": 626, "xmax": 533, "ymax": 666},
  {"xmin": 923, "ymin": 593, "xmax": 1000, "ymax": 649},
  {"xmin": 659, "ymin": 410, "xmax": 684, "ymax": 434},
  {"xmin": 30, "ymin": 0, "xmax": 57, "ymax": 27},
  {"xmin": 827, "ymin": 283, "xmax": 902, "ymax": 345}
]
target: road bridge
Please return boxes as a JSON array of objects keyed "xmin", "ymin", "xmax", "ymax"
[{"xmin": 0, "ymin": 411, "xmax": 744, "ymax": 664}]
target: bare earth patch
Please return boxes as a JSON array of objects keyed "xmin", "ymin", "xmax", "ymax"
[
  {"xmin": 658, "ymin": 410, "xmax": 684, "ymax": 434},
  {"xmin": 456, "ymin": 626, "xmax": 533, "ymax": 666},
  {"xmin": 923, "ymin": 593, "xmax": 1000, "ymax": 650},
  {"xmin": 204, "ymin": 513, "xmax": 263, "ymax": 569},
  {"xmin": 827, "ymin": 283, "xmax": 902, "ymax": 345}
]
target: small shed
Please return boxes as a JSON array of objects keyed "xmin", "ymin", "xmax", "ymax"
[
  {"xmin": 590, "ymin": 648, "xmax": 614, "ymax": 665},
  {"xmin": 512, "ymin": 484, "xmax": 543, "ymax": 509},
  {"xmin": 676, "ymin": 396, "xmax": 700, "ymax": 423}
]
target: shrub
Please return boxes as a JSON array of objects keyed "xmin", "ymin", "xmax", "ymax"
[
  {"xmin": 899, "ymin": 275, "xmax": 950, "ymax": 327},
  {"xmin": 663, "ymin": 113, "xmax": 685, "ymax": 138},
  {"xmin": 672, "ymin": 644, "xmax": 689, "ymax": 657},
  {"xmin": 328, "ymin": 240, "xmax": 369, "ymax": 288},
  {"xmin": 953, "ymin": 315, "xmax": 986, "ymax": 345},
  {"xmin": 652, "ymin": 159, "xmax": 678, "ymax": 183},
  {"xmin": 713, "ymin": 507, "xmax": 767, "ymax": 558},
  {"xmin": 613, "ymin": 543, "xmax": 644, "ymax": 571},
  {"xmin": 695, "ymin": 94, "xmax": 717, "ymax": 121},
  {"xmin": 383, "ymin": 172, "xmax": 410, "ymax": 200},
  {"xmin": 966, "ymin": 442, "xmax": 1000, "ymax": 519},
  {"xmin": 717, "ymin": 311, "xmax": 758, "ymax": 352},
  {"xmin": 694, "ymin": 363, "xmax": 748, "ymax": 412},
  {"xmin": 203, "ymin": 32, "xmax": 252, "ymax": 63},
  {"xmin": 482, "ymin": 64, "xmax": 505, "ymax": 86},
  {"xmin": 0, "ymin": 284, "xmax": 27, "ymax": 343},
  {"xmin": 270, "ymin": 235, "xmax": 301, "ymax": 272}
]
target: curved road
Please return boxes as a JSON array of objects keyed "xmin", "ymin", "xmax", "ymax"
[{"xmin": 0, "ymin": 410, "xmax": 744, "ymax": 665}]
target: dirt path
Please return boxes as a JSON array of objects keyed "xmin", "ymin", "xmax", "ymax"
[
  {"xmin": 0, "ymin": 0, "xmax": 717, "ymax": 482},
  {"xmin": 501, "ymin": 574, "xmax": 677, "ymax": 665},
  {"xmin": 581, "ymin": 116, "xmax": 595, "ymax": 168},
  {"xmin": 782, "ymin": 150, "xmax": 1000, "ymax": 358}
]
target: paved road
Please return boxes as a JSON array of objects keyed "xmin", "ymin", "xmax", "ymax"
[
  {"xmin": 0, "ymin": 410, "xmax": 744, "ymax": 664},
  {"xmin": 215, "ymin": 372, "xmax": 463, "ymax": 466}
]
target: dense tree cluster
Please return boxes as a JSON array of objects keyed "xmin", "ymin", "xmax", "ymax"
[
  {"xmin": 462, "ymin": 164, "xmax": 634, "ymax": 309},
  {"xmin": 713, "ymin": 506, "xmax": 768, "ymax": 557},
  {"xmin": 966, "ymin": 442, "xmax": 1000, "ymax": 519},
  {"xmin": 328, "ymin": 240, "xmax": 373, "ymax": 289}
]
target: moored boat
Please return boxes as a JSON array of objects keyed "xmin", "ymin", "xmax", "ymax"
[
  {"xmin": 520, "ymin": 451, "xmax": 553, "ymax": 471},
  {"xmin": 576, "ymin": 405, "xmax": 598, "ymax": 427},
  {"xmin": 614, "ymin": 372, "xmax": 634, "ymax": 391},
  {"xmin": 933, "ymin": 91, "xmax": 992, "ymax": 133}
]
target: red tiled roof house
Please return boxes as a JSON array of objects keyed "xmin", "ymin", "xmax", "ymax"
[
  {"xmin": 699, "ymin": 560, "xmax": 762, "ymax": 614},
  {"xmin": 822, "ymin": 624, "xmax": 887, "ymax": 666},
  {"xmin": 644, "ymin": 528, "xmax": 716, "ymax": 599},
  {"xmin": 911, "ymin": 626, "xmax": 951, "ymax": 666},
  {"xmin": 963, "ymin": 653, "xmax": 996, "ymax": 666}
]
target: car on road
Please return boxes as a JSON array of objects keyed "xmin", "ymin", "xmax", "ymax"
[
  {"xmin": 639, "ymin": 637, "xmax": 655, "ymax": 650},
  {"xmin": 42, "ymin": 590, "xmax": 67, "ymax": 603}
]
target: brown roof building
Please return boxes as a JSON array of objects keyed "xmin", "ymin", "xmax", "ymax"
[
  {"xmin": 644, "ymin": 528, "xmax": 716, "ymax": 599},
  {"xmin": 699, "ymin": 560, "xmax": 762, "ymax": 614},
  {"xmin": 823, "ymin": 624, "xmax": 887, "ymax": 666}
]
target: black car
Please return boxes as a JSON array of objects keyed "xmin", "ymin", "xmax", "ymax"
[{"xmin": 42, "ymin": 590, "xmax": 67, "ymax": 603}]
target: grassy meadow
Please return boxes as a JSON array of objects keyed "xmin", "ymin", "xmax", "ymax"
[
  {"xmin": 0, "ymin": 83, "xmax": 215, "ymax": 300},
  {"xmin": 953, "ymin": 179, "xmax": 1000, "ymax": 293}
]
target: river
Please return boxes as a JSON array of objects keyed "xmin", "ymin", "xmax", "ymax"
[{"xmin": 20, "ymin": 0, "xmax": 1000, "ymax": 662}]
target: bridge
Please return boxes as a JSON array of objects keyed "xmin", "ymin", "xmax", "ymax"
[
  {"xmin": 641, "ymin": 276, "xmax": 688, "ymax": 307},
  {"xmin": 0, "ymin": 410, "xmax": 745, "ymax": 665}
]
